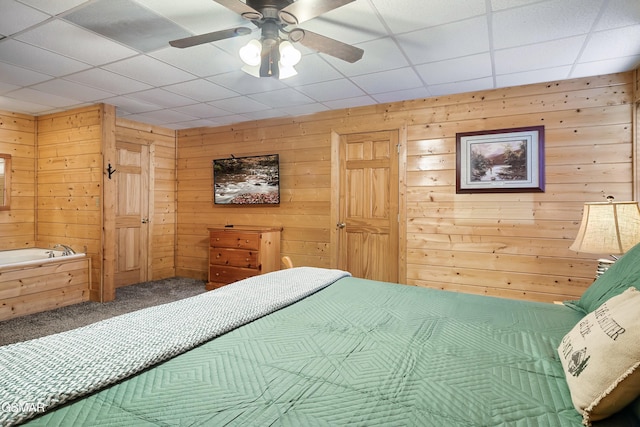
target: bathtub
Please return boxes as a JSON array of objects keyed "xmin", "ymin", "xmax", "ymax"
[
  {"xmin": 0, "ymin": 247, "xmax": 86, "ymax": 268},
  {"xmin": 0, "ymin": 248, "xmax": 91, "ymax": 321}
]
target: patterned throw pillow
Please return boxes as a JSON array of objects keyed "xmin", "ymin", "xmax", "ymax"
[{"xmin": 558, "ymin": 287, "xmax": 640, "ymax": 425}]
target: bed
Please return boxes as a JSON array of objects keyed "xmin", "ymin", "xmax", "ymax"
[{"xmin": 2, "ymin": 247, "xmax": 640, "ymax": 427}]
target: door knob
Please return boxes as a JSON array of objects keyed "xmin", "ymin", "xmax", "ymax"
[
  {"xmin": 141, "ymin": 218, "xmax": 149, "ymax": 224},
  {"xmin": 337, "ymin": 222, "xmax": 346, "ymax": 229}
]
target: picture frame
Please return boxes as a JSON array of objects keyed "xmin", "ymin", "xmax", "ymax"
[{"xmin": 456, "ymin": 126, "xmax": 545, "ymax": 194}]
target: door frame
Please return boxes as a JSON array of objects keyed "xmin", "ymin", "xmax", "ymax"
[{"xmin": 330, "ymin": 125, "xmax": 408, "ymax": 284}]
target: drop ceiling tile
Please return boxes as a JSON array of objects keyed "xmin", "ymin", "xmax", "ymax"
[
  {"xmin": 580, "ymin": 25, "xmax": 640, "ymax": 62},
  {"xmin": 172, "ymin": 103, "xmax": 230, "ymax": 119},
  {"xmin": 0, "ymin": 82, "xmax": 19, "ymax": 94},
  {"xmin": 31, "ymin": 79, "xmax": 115, "ymax": 102},
  {"xmin": 63, "ymin": 0, "xmax": 192, "ymax": 52},
  {"xmin": 64, "ymin": 68, "xmax": 152, "ymax": 94},
  {"xmin": 208, "ymin": 96, "xmax": 270, "ymax": 114},
  {"xmin": 208, "ymin": 70, "xmax": 288, "ymax": 95},
  {"xmin": 127, "ymin": 108, "xmax": 197, "ymax": 125},
  {"xmin": 18, "ymin": 0, "xmax": 87, "ymax": 15},
  {"xmin": 372, "ymin": 87, "xmax": 431, "ymax": 104},
  {"xmin": 572, "ymin": 56, "xmax": 640, "ymax": 78},
  {"xmin": 491, "ymin": 0, "xmax": 543, "ymax": 11},
  {"xmin": 594, "ymin": 0, "xmax": 640, "ymax": 31},
  {"xmin": 396, "ymin": 17, "xmax": 489, "ymax": 65},
  {"xmin": 150, "ymin": 45, "xmax": 242, "ymax": 77},
  {"xmin": 0, "ymin": 40, "xmax": 91, "ymax": 76},
  {"xmin": 323, "ymin": 95, "xmax": 376, "ymax": 110},
  {"xmin": 0, "ymin": 95, "xmax": 52, "ymax": 114},
  {"xmin": 371, "ymin": 0, "xmax": 486, "ymax": 34},
  {"xmin": 295, "ymin": 79, "xmax": 364, "ymax": 102},
  {"xmin": 415, "ymin": 54, "xmax": 492, "ymax": 85},
  {"xmin": 277, "ymin": 102, "xmax": 329, "ymax": 117},
  {"xmin": 16, "ymin": 19, "xmax": 138, "ymax": 65},
  {"xmin": 0, "ymin": 61, "xmax": 52, "ymax": 86},
  {"xmin": 104, "ymin": 55, "xmax": 195, "ymax": 86},
  {"xmin": 7, "ymin": 87, "xmax": 83, "ymax": 108},
  {"xmin": 323, "ymin": 37, "xmax": 409, "ymax": 77},
  {"xmin": 103, "ymin": 95, "xmax": 160, "ymax": 114},
  {"xmin": 164, "ymin": 80, "xmax": 238, "ymax": 102},
  {"xmin": 351, "ymin": 67, "xmax": 423, "ymax": 94},
  {"xmin": 496, "ymin": 66, "xmax": 572, "ymax": 87},
  {"xmin": 427, "ymin": 77, "xmax": 495, "ymax": 96},
  {"xmin": 125, "ymin": 88, "xmax": 196, "ymax": 108},
  {"xmin": 0, "ymin": 1, "xmax": 50, "ymax": 36},
  {"xmin": 248, "ymin": 88, "xmax": 315, "ymax": 108},
  {"xmin": 492, "ymin": 0, "xmax": 602, "ymax": 49},
  {"xmin": 244, "ymin": 109, "xmax": 289, "ymax": 121},
  {"xmin": 494, "ymin": 36, "xmax": 585, "ymax": 75}
]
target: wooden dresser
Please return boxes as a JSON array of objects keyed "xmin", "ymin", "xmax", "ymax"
[{"xmin": 207, "ymin": 226, "xmax": 282, "ymax": 290}]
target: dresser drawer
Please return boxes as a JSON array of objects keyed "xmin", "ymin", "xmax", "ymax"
[
  {"xmin": 209, "ymin": 265, "xmax": 257, "ymax": 286},
  {"xmin": 209, "ymin": 248, "xmax": 258, "ymax": 269},
  {"xmin": 210, "ymin": 232, "xmax": 260, "ymax": 250}
]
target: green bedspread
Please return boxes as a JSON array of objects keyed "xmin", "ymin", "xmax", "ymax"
[{"xmin": 25, "ymin": 276, "xmax": 589, "ymax": 426}]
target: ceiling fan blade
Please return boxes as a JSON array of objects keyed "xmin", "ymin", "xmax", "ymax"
[
  {"xmin": 169, "ymin": 27, "xmax": 252, "ymax": 48},
  {"xmin": 213, "ymin": 0, "xmax": 263, "ymax": 20},
  {"xmin": 279, "ymin": 0, "xmax": 355, "ymax": 24},
  {"xmin": 289, "ymin": 29, "xmax": 363, "ymax": 63}
]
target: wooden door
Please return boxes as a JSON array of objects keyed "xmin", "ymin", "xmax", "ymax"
[
  {"xmin": 337, "ymin": 130, "xmax": 399, "ymax": 282},
  {"xmin": 114, "ymin": 142, "xmax": 149, "ymax": 287}
]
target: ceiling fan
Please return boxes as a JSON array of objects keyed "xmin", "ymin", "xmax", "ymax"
[{"xmin": 169, "ymin": 0, "xmax": 364, "ymax": 78}]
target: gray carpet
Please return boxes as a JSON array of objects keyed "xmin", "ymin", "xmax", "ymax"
[{"xmin": 0, "ymin": 277, "xmax": 206, "ymax": 346}]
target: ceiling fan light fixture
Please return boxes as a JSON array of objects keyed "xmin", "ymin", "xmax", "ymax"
[
  {"xmin": 241, "ymin": 64, "xmax": 261, "ymax": 78},
  {"xmin": 239, "ymin": 39, "xmax": 262, "ymax": 66},
  {"xmin": 278, "ymin": 64, "xmax": 298, "ymax": 79},
  {"xmin": 279, "ymin": 40, "xmax": 301, "ymax": 67}
]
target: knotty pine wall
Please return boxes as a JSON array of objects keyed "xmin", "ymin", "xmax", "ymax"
[
  {"xmin": 0, "ymin": 111, "xmax": 36, "ymax": 248},
  {"xmin": 177, "ymin": 71, "xmax": 636, "ymax": 303},
  {"xmin": 0, "ymin": 105, "xmax": 176, "ymax": 302},
  {"xmin": 35, "ymin": 105, "xmax": 105, "ymax": 299}
]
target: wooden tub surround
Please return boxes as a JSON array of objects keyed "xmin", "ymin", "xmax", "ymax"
[{"xmin": 0, "ymin": 249, "xmax": 91, "ymax": 321}]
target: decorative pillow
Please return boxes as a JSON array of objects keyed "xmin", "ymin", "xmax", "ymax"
[
  {"xmin": 558, "ymin": 287, "xmax": 640, "ymax": 425},
  {"xmin": 564, "ymin": 241, "xmax": 640, "ymax": 314}
]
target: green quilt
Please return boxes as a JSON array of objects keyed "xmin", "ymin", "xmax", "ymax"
[{"xmin": 25, "ymin": 276, "xmax": 592, "ymax": 426}]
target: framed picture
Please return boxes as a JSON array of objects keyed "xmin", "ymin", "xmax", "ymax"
[{"xmin": 456, "ymin": 126, "xmax": 545, "ymax": 193}]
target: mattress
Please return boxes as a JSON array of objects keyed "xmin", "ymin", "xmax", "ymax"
[{"xmin": 21, "ymin": 275, "xmax": 590, "ymax": 426}]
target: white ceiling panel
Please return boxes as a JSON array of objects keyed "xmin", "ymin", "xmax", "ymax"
[
  {"xmin": 103, "ymin": 55, "xmax": 195, "ymax": 86},
  {"xmin": 395, "ymin": 17, "xmax": 490, "ymax": 65},
  {"xmin": 492, "ymin": 0, "xmax": 603, "ymax": 49},
  {"xmin": 351, "ymin": 67, "xmax": 423, "ymax": 94},
  {"xmin": 0, "ymin": 1, "xmax": 50, "ymax": 36},
  {"xmin": 415, "ymin": 53, "xmax": 493, "ymax": 86},
  {"xmin": 0, "ymin": 0, "xmax": 638, "ymax": 129},
  {"xmin": 64, "ymin": 68, "xmax": 152, "ymax": 94},
  {"xmin": 31, "ymin": 79, "xmax": 115, "ymax": 102},
  {"xmin": 164, "ymin": 80, "xmax": 239, "ymax": 102},
  {"xmin": 0, "ymin": 40, "xmax": 91, "ymax": 76},
  {"xmin": 494, "ymin": 36, "xmax": 586, "ymax": 75},
  {"xmin": 16, "ymin": 20, "xmax": 138, "ymax": 65}
]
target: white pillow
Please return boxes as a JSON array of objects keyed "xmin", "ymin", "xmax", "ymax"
[{"xmin": 558, "ymin": 287, "xmax": 640, "ymax": 425}]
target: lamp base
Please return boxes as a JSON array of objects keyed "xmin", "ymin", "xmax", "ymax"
[{"xmin": 596, "ymin": 258, "xmax": 616, "ymax": 278}]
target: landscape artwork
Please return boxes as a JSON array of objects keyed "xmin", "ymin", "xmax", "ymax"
[
  {"xmin": 213, "ymin": 154, "xmax": 280, "ymax": 205},
  {"xmin": 456, "ymin": 126, "xmax": 544, "ymax": 193}
]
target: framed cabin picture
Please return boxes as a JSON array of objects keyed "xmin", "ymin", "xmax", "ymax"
[{"xmin": 456, "ymin": 126, "xmax": 545, "ymax": 193}]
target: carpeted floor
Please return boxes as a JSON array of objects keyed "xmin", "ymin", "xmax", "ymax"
[{"xmin": 0, "ymin": 277, "xmax": 206, "ymax": 346}]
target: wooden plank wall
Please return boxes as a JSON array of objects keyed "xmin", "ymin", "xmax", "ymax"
[
  {"xmin": 115, "ymin": 118, "xmax": 177, "ymax": 280},
  {"xmin": 35, "ymin": 105, "xmax": 104, "ymax": 299},
  {"xmin": 0, "ymin": 110, "xmax": 36, "ymax": 248},
  {"xmin": 177, "ymin": 71, "xmax": 635, "ymax": 303}
]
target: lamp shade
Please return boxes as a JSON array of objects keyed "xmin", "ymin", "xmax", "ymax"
[{"xmin": 570, "ymin": 201, "xmax": 640, "ymax": 254}]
